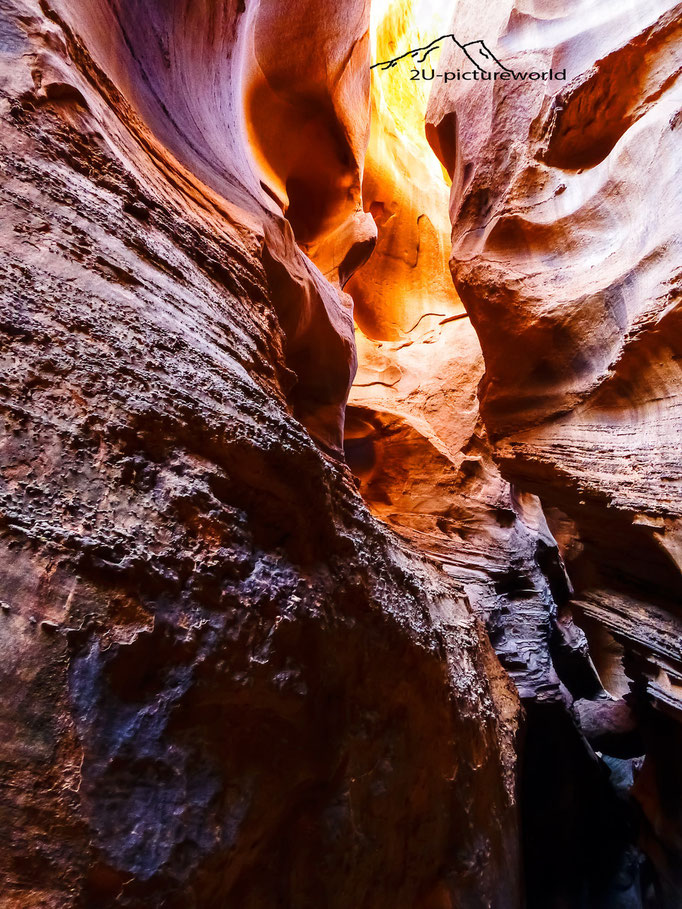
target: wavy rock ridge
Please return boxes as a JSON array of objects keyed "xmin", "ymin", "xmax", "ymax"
[{"xmin": 426, "ymin": 0, "xmax": 682, "ymax": 903}]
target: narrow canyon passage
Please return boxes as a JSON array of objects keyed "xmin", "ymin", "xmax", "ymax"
[
  {"xmin": 345, "ymin": 2, "xmax": 682, "ymax": 909},
  {"xmin": 344, "ymin": 7, "xmax": 617, "ymax": 909},
  {"xmin": 0, "ymin": 0, "xmax": 681, "ymax": 906}
]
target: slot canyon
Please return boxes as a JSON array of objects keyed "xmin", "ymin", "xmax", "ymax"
[{"xmin": 0, "ymin": 0, "xmax": 681, "ymax": 905}]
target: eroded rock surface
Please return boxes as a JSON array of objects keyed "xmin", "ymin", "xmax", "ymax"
[
  {"xmin": 348, "ymin": 0, "xmax": 582, "ymax": 710},
  {"xmin": 427, "ymin": 0, "xmax": 682, "ymax": 903},
  {"xmin": 0, "ymin": 1, "xmax": 521, "ymax": 906}
]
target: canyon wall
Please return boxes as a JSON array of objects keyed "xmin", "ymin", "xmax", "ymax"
[
  {"xmin": 0, "ymin": 0, "xmax": 522, "ymax": 906},
  {"xmin": 424, "ymin": 0, "xmax": 682, "ymax": 903},
  {"xmin": 346, "ymin": 2, "xmax": 640, "ymax": 903}
]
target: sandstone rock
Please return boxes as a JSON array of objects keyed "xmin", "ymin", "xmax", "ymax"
[
  {"xmin": 348, "ymin": 0, "xmax": 593, "ymax": 711},
  {"xmin": 349, "ymin": 318, "xmax": 577, "ymax": 705},
  {"xmin": 0, "ymin": 0, "xmax": 521, "ymax": 905},
  {"xmin": 427, "ymin": 0, "xmax": 682, "ymax": 902},
  {"xmin": 574, "ymin": 696, "xmax": 643, "ymax": 758}
]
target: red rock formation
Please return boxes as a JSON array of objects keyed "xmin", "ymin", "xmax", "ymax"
[
  {"xmin": 244, "ymin": 0, "xmax": 377, "ymax": 286},
  {"xmin": 347, "ymin": 0, "xmax": 606, "ymax": 717},
  {"xmin": 425, "ymin": 0, "xmax": 682, "ymax": 903},
  {"xmin": 353, "ymin": 0, "xmax": 606, "ymax": 714},
  {"xmin": 6, "ymin": 0, "xmax": 680, "ymax": 901},
  {"xmin": 0, "ymin": 0, "xmax": 522, "ymax": 906},
  {"xmin": 346, "ymin": 5, "xmax": 628, "ymax": 901}
]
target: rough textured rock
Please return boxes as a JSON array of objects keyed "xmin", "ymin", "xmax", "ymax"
[
  {"xmin": 426, "ymin": 0, "xmax": 682, "ymax": 903},
  {"xmin": 349, "ymin": 321, "xmax": 577, "ymax": 705},
  {"xmin": 0, "ymin": 0, "xmax": 522, "ymax": 906},
  {"xmin": 323, "ymin": 0, "xmax": 682, "ymax": 903}
]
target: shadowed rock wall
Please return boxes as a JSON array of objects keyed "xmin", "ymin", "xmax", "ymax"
[{"xmin": 0, "ymin": 0, "xmax": 521, "ymax": 906}]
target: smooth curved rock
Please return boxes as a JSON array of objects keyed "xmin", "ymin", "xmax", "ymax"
[
  {"xmin": 32, "ymin": 0, "xmax": 374, "ymax": 455},
  {"xmin": 427, "ymin": 0, "xmax": 682, "ymax": 901}
]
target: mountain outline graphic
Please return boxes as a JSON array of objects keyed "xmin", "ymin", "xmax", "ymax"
[{"xmin": 371, "ymin": 35, "xmax": 511, "ymax": 73}]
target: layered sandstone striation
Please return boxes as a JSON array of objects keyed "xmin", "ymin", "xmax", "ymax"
[
  {"xmin": 3, "ymin": 0, "xmax": 680, "ymax": 903},
  {"xmin": 337, "ymin": 0, "xmax": 682, "ymax": 903},
  {"xmin": 348, "ymin": 0, "xmax": 598, "ymax": 712},
  {"xmin": 425, "ymin": 0, "xmax": 682, "ymax": 903},
  {"xmin": 0, "ymin": 0, "xmax": 524, "ymax": 906}
]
